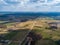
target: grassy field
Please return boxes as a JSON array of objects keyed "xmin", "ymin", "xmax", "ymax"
[
  {"xmin": 0, "ymin": 19, "xmax": 60, "ymax": 45},
  {"xmin": 3, "ymin": 29, "xmax": 29, "ymax": 45},
  {"xmin": 21, "ymin": 19, "xmax": 60, "ymax": 45},
  {"xmin": 31, "ymin": 28, "xmax": 60, "ymax": 45},
  {"xmin": 22, "ymin": 29, "xmax": 60, "ymax": 45},
  {"xmin": 0, "ymin": 21, "xmax": 30, "ymax": 45}
]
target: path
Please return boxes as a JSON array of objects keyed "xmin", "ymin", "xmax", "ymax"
[{"xmin": 19, "ymin": 20, "xmax": 37, "ymax": 45}]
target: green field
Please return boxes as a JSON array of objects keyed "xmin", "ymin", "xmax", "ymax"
[
  {"xmin": 0, "ymin": 20, "xmax": 60, "ymax": 45},
  {"xmin": 2, "ymin": 29, "xmax": 29, "ymax": 45},
  {"xmin": 22, "ymin": 27, "xmax": 60, "ymax": 45},
  {"xmin": 32, "ymin": 28, "xmax": 60, "ymax": 45}
]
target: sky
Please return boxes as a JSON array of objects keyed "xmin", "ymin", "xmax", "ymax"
[{"xmin": 0, "ymin": 0, "xmax": 60, "ymax": 12}]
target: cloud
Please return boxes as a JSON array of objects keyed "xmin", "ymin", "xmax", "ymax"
[{"xmin": 0, "ymin": 0, "xmax": 60, "ymax": 12}]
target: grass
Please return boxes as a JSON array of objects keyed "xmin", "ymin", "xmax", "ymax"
[
  {"xmin": 0, "ymin": 21, "xmax": 8, "ymax": 23},
  {"xmin": 32, "ymin": 28, "xmax": 60, "ymax": 45},
  {"xmin": 11, "ymin": 29, "xmax": 29, "ymax": 41},
  {"xmin": 21, "ymin": 19, "xmax": 60, "ymax": 45},
  {"xmin": 35, "ymin": 39, "xmax": 57, "ymax": 45},
  {"xmin": 0, "ymin": 29, "xmax": 30, "ymax": 45},
  {"xmin": 9, "ymin": 42, "xmax": 19, "ymax": 45},
  {"xmin": 0, "ymin": 19, "xmax": 60, "ymax": 45},
  {"xmin": 4, "ymin": 29, "xmax": 29, "ymax": 40},
  {"xmin": 5, "ymin": 22, "xmax": 16, "ymax": 26},
  {"xmin": 6, "ymin": 29, "xmax": 29, "ymax": 45},
  {"xmin": 4, "ymin": 31, "xmax": 19, "ymax": 40}
]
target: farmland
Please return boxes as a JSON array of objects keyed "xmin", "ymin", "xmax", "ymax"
[{"xmin": 0, "ymin": 19, "xmax": 60, "ymax": 45}]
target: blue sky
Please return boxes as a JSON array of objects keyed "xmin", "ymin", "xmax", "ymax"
[{"xmin": 0, "ymin": 0, "xmax": 60, "ymax": 12}]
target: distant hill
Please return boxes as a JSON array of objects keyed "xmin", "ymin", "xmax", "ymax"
[
  {"xmin": 0, "ymin": 12, "xmax": 60, "ymax": 16},
  {"xmin": 0, "ymin": 12, "xmax": 60, "ymax": 21}
]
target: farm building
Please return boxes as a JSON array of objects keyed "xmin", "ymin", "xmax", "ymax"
[
  {"xmin": 48, "ymin": 22, "xmax": 60, "ymax": 29},
  {"xmin": 48, "ymin": 22, "xmax": 57, "ymax": 29}
]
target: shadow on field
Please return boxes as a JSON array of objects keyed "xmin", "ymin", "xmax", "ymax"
[
  {"xmin": 25, "ymin": 31, "xmax": 42, "ymax": 45},
  {"xmin": 24, "ymin": 32, "xmax": 60, "ymax": 45},
  {"xmin": 55, "ymin": 40, "xmax": 60, "ymax": 45}
]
